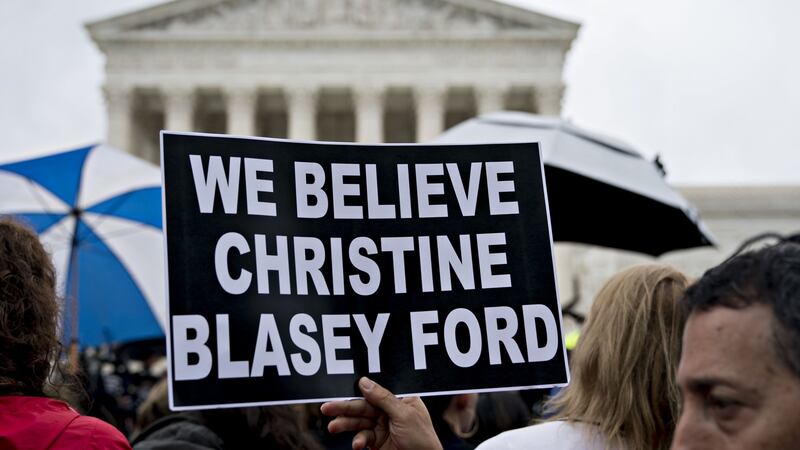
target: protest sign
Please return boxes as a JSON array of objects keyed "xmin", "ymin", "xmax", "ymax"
[{"xmin": 161, "ymin": 132, "xmax": 568, "ymax": 410}]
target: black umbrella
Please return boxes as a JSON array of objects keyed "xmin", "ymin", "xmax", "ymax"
[{"xmin": 434, "ymin": 112, "xmax": 715, "ymax": 256}]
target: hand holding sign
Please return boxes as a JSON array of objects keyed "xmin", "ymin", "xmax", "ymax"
[{"xmin": 322, "ymin": 377, "xmax": 442, "ymax": 450}]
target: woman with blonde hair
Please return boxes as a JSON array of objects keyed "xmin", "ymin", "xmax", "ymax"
[
  {"xmin": 479, "ymin": 263, "xmax": 689, "ymax": 450},
  {"xmin": 322, "ymin": 264, "xmax": 690, "ymax": 450}
]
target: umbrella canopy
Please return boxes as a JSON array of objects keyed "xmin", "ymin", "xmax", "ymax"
[
  {"xmin": 434, "ymin": 112, "xmax": 715, "ymax": 256},
  {"xmin": 0, "ymin": 144, "xmax": 165, "ymax": 346}
]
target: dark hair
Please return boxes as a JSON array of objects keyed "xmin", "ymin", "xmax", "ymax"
[
  {"xmin": 0, "ymin": 218, "xmax": 61, "ymax": 396},
  {"xmin": 198, "ymin": 406, "xmax": 324, "ymax": 450},
  {"xmin": 684, "ymin": 233, "xmax": 800, "ymax": 376}
]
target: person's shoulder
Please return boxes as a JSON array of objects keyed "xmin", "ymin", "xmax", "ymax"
[
  {"xmin": 476, "ymin": 421, "xmax": 604, "ymax": 450},
  {"xmin": 0, "ymin": 396, "xmax": 132, "ymax": 449},
  {"xmin": 59, "ymin": 415, "xmax": 132, "ymax": 450},
  {"xmin": 130, "ymin": 414, "xmax": 224, "ymax": 450}
]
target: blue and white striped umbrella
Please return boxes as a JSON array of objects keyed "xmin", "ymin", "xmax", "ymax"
[{"xmin": 0, "ymin": 144, "xmax": 165, "ymax": 346}]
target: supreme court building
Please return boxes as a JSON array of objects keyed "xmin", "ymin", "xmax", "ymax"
[
  {"xmin": 88, "ymin": 1, "xmax": 800, "ymax": 327},
  {"xmin": 88, "ymin": 0, "xmax": 579, "ymax": 163}
]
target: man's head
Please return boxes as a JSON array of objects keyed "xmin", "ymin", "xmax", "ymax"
[
  {"xmin": 0, "ymin": 218, "xmax": 59, "ymax": 396},
  {"xmin": 672, "ymin": 236, "xmax": 800, "ymax": 450}
]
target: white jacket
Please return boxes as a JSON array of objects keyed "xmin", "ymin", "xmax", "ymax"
[{"xmin": 477, "ymin": 420, "xmax": 616, "ymax": 450}]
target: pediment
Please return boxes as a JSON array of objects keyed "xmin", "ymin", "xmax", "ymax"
[{"xmin": 88, "ymin": 0, "xmax": 579, "ymax": 39}]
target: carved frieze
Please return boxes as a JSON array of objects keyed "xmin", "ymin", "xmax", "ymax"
[{"xmin": 132, "ymin": 0, "xmax": 538, "ymax": 33}]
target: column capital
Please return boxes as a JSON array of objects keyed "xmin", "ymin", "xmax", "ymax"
[
  {"xmin": 413, "ymin": 84, "xmax": 447, "ymax": 104},
  {"xmin": 285, "ymin": 84, "xmax": 320, "ymax": 100},
  {"xmin": 163, "ymin": 85, "xmax": 196, "ymax": 101},
  {"xmin": 224, "ymin": 85, "xmax": 259, "ymax": 101},
  {"xmin": 354, "ymin": 84, "xmax": 386, "ymax": 102},
  {"xmin": 475, "ymin": 83, "xmax": 508, "ymax": 99},
  {"xmin": 103, "ymin": 85, "xmax": 133, "ymax": 105}
]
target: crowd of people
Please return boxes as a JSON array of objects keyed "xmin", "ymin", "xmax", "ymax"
[{"xmin": 1, "ymin": 216, "xmax": 799, "ymax": 449}]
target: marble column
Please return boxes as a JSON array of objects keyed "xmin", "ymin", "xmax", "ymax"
[
  {"xmin": 476, "ymin": 85, "xmax": 506, "ymax": 115},
  {"xmin": 226, "ymin": 86, "xmax": 258, "ymax": 136},
  {"xmin": 104, "ymin": 85, "xmax": 133, "ymax": 155},
  {"xmin": 164, "ymin": 87, "xmax": 195, "ymax": 132},
  {"xmin": 286, "ymin": 85, "xmax": 318, "ymax": 140},
  {"xmin": 355, "ymin": 85, "xmax": 385, "ymax": 143},
  {"xmin": 534, "ymin": 84, "xmax": 565, "ymax": 116},
  {"xmin": 414, "ymin": 85, "xmax": 446, "ymax": 143}
]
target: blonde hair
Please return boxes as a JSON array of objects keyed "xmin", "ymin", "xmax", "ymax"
[{"xmin": 547, "ymin": 264, "xmax": 689, "ymax": 450}]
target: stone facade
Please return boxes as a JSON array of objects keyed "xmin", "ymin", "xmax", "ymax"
[
  {"xmin": 87, "ymin": 0, "xmax": 579, "ymax": 163},
  {"xmin": 88, "ymin": 1, "xmax": 799, "ymax": 335}
]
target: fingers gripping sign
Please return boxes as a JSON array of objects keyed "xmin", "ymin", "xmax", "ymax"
[{"xmin": 322, "ymin": 377, "xmax": 443, "ymax": 450}]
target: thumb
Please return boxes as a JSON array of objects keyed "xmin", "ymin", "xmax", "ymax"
[{"xmin": 358, "ymin": 377, "xmax": 405, "ymax": 418}]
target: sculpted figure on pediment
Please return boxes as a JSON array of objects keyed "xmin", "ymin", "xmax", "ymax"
[
  {"xmin": 323, "ymin": 0, "xmax": 349, "ymax": 25},
  {"xmin": 287, "ymin": 0, "xmax": 321, "ymax": 27},
  {"xmin": 349, "ymin": 0, "xmax": 377, "ymax": 27},
  {"xmin": 261, "ymin": 0, "xmax": 291, "ymax": 27},
  {"xmin": 134, "ymin": 0, "xmax": 532, "ymax": 33}
]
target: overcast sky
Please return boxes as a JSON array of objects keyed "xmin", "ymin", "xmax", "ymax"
[{"xmin": 1, "ymin": 0, "xmax": 798, "ymax": 185}]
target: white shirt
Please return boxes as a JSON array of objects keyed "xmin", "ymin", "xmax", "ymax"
[{"xmin": 476, "ymin": 421, "xmax": 615, "ymax": 450}]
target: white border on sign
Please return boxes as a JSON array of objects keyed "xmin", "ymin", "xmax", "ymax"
[
  {"xmin": 168, "ymin": 381, "xmax": 570, "ymax": 411},
  {"xmin": 159, "ymin": 130, "xmax": 178, "ymax": 412},
  {"xmin": 538, "ymin": 143, "xmax": 572, "ymax": 387},
  {"xmin": 160, "ymin": 130, "xmax": 570, "ymax": 411}
]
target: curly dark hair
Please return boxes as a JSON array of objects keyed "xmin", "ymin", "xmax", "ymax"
[
  {"xmin": 684, "ymin": 233, "xmax": 800, "ymax": 376},
  {"xmin": 0, "ymin": 218, "xmax": 61, "ymax": 396}
]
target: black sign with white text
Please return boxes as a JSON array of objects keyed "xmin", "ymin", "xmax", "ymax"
[{"xmin": 161, "ymin": 132, "xmax": 568, "ymax": 410}]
